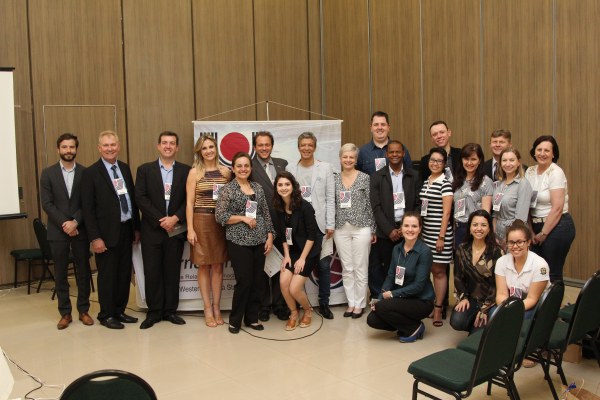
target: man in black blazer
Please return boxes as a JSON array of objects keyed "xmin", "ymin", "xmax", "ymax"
[
  {"xmin": 81, "ymin": 131, "xmax": 140, "ymax": 329},
  {"xmin": 370, "ymin": 140, "xmax": 423, "ymax": 300},
  {"xmin": 248, "ymin": 131, "xmax": 289, "ymax": 322},
  {"xmin": 483, "ymin": 129, "xmax": 527, "ymax": 180},
  {"xmin": 420, "ymin": 121, "xmax": 461, "ymax": 181},
  {"xmin": 135, "ymin": 131, "xmax": 191, "ymax": 329},
  {"xmin": 40, "ymin": 133, "xmax": 93, "ymax": 330}
]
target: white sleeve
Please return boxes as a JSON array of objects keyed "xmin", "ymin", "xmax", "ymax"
[
  {"xmin": 494, "ymin": 255, "xmax": 508, "ymax": 277},
  {"xmin": 548, "ymin": 166, "xmax": 567, "ymax": 191},
  {"xmin": 532, "ymin": 257, "xmax": 551, "ymax": 283}
]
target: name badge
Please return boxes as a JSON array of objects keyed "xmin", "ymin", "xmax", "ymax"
[
  {"xmin": 375, "ymin": 158, "xmax": 386, "ymax": 171},
  {"xmin": 340, "ymin": 191, "xmax": 351, "ymax": 208},
  {"xmin": 112, "ymin": 178, "xmax": 128, "ymax": 195},
  {"xmin": 285, "ymin": 228, "xmax": 293, "ymax": 245},
  {"xmin": 494, "ymin": 181, "xmax": 500, "ymax": 189},
  {"xmin": 213, "ymin": 184, "xmax": 223, "ymax": 200},
  {"xmin": 421, "ymin": 200, "xmax": 429, "ymax": 216},
  {"xmin": 301, "ymin": 186, "xmax": 312, "ymax": 202},
  {"xmin": 393, "ymin": 192, "xmax": 405, "ymax": 210},
  {"xmin": 395, "ymin": 266, "xmax": 406, "ymax": 285},
  {"xmin": 164, "ymin": 183, "xmax": 172, "ymax": 201},
  {"xmin": 530, "ymin": 191, "xmax": 538, "ymax": 208},
  {"xmin": 510, "ymin": 286, "xmax": 523, "ymax": 299},
  {"xmin": 455, "ymin": 198, "xmax": 466, "ymax": 218},
  {"xmin": 245, "ymin": 200, "xmax": 257, "ymax": 218},
  {"xmin": 444, "ymin": 167, "xmax": 454, "ymax": 183},
  {"xmin": 492, "ymin": 193, "xmax": 505, "ymax": 211}
]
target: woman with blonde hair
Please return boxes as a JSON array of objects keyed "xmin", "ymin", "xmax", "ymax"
[{"xmin": 186, "ymin": 134, "xmax": 232, "ymax": 327}]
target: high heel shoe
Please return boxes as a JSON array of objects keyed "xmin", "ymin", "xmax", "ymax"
[
  {"xmin": 399, "ymin": 323, "xmax": 425, "ymax": 343},
  {"xmin": 433, "ymin": 304, "xmax": 444, "ymax": 327},
  {"xmin": 204, "ymin": 307, "xmax": 217, "ymax": 328},
  {"xmin": 213, "ymin": 303, "xmax": 224, "ymax": 325},
  {"xmin": 286, "ymin": 309, "xmax": 299, "ymax": 331},
  {"xmin": 300, "ymin": 308, "xmax": 313, "ymax": 328}
]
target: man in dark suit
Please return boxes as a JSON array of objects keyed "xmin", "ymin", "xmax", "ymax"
[
  {"xmin": 135, "ymin": 131, "xmax": 191, "ymax": 329},
  {"xmin": 81, "ymin": 130, "xmax": 140, "ymax": 329},
  {"xmin": 483, "ymin": 129, "xmax": 527, "ymax": 180},
  {"xmin": 248, "ymin": 131, "xmax": 289, "ymax": 322},
  {"xmin": 40, "ymin": 133, "xmax": 93, "ymax": 330},
  {"xmin": 420, "ymin": 121, "xmax": 461, "ymax": 181},
  {"xmin": 370, "ymin": 140, "xmax": 423, "ymax": 300}
]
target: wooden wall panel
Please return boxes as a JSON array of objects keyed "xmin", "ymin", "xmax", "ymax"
[
  {"xmin": 556, "ymin": 0, "xmax": 600, "ymax": 280},
  {"xmin": 370, "ymin": 0, "xmax": 422, "ymax": 158},
  {"xmin": 422, "ymin": 0, "xmax": 481, "ymax": 153},
  {"xmin": 28, "ymin": 0, "xmax": 128, "ymax": 174},
  {"xmin": 254, "ymin": 0, "xmax": 310, "ymax": 121},
  {"xmin": 123, "ymin": 0, "xmax": 196, "ymax": 172},
  {"xmin": 482, "ymin": 0, "xmax": 553, "ymax": 165},
  {"xmin": 0, "ymin": 0, "xmax": 39, "ymax": 286},
  {"xmin": 322, "ymin": 0, "xmax": 370, "ymax": 145},
  {"xmin": 308, "ymin": 0, "xmax": 323, "ymax": 120},
  {"xmin": 193, "ymin": 0, "xmax": 256, "ymax": 122}
]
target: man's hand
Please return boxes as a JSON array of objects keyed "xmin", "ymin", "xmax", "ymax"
[
  {"xmin": 159, "ymin": 215, "xmax": 179, "ymax": 232},
  {"xmin": 388, "ymin": 229, "xmax": 401, "ymax": 242},
  {"xmin": 133, "ymin": 230, "xmax": 141, "ymax": 244},
  {"xmin": 93, "ymin": 239, "xmax": 107, "ymax": 254},
  {"xmin": 62, "ymin": 220, "xmax": 78, "ymax": 235},
  {"xmin": 68, "ymin": 229, "xmax": 79, "ymax": 237}
]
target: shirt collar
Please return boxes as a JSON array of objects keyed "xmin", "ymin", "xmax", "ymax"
[
  {"xmin": 506, "ymin": 250, "xmax": 535, "ymax": 275},
  {"xmin": 429, "ymin": 173, "xmax": 446, "ymax": 184},
  {"xmin": 158, "ymin": 157, "xmax": 175, "ymax": 171},
  {"xmin": 257, "ymin": 157, "xmax": 272, "ymax": 168},
  {"xmin": 59, "ymin": 160, "xmax": 76, "ymax": 172},
  {"xmin": 388, "ymin": 164, "xmax": 404, "ymax": 177},
  {"xmin": 370, "ymin": 138, "xmax": 391, "ymax": 150},
  {"xmin": 101, "ymin": 157, "xmax": 118, "ymax": 169}
]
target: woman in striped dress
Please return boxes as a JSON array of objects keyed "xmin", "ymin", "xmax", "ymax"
[
  {"xmin": 186, "ymin": 134, "xmax": 232, "ymax": 327},
  {"xmin": 419, "ymin": 147, "xmax": 453, "ymax": 327}
]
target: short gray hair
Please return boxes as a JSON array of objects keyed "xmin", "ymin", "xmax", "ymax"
[
  {"xmin": 339, "ymin": 143, "xmax": 359, "ymax": 159},
  {"xmin": 297, "ymin": 132, "xmax": 317, "ymax": 147}
]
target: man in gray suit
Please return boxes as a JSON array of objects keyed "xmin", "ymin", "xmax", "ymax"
[
  {"xmin": 249, "ymin": 131, "xmax": 289, "ymax": 322},
  {"xmin": 286, "ymin": 132, "xmax": 336, "ymax": 319},
  {"xmin": 40, "ymin": 133, "xmax": 93, "ymax": 329}
]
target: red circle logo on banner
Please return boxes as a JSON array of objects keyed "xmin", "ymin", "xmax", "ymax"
[{"xmin": 220, "ymin": 132, "xmax": 250, "ymax": 162}]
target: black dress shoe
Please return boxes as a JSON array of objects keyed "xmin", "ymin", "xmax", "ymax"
[
  {"xmin": 163, "ymin": 314, "xmax": 186, "ymax": 325},
  {"xmin": 343, "ymin": 311, "xmax": 353, "ymax": 318},
  {"xmin": 275, "ymin": 309, "xmax": 290, "ymax": 321},
  {"xmin": 115, "ymin": 313, "xmax": 138, "ymax": 323},
  {"xmin": 100, "ymin": 317, "xmax": 124, "ymax": 329},
  {"xmin": 229, "ymin": 325, "xmax": 240, "ymax": 334},
  {"xmin": 258, "ymin": 310, "xmax": 270, "ymax": 322},
  {"xmin": 319, "ymin": 304, "xmax": 334, "ymax": 320},
  {"xmin": 244, "ymin": 323, "xmax": 264, "ymax": 331},
  {"xmin": 351, "ymin": 310, "xmax": 364, "ymax": 319},
  {"xmin": 140, "ymin": 318, "xmax": 157, "ymax": 329}
]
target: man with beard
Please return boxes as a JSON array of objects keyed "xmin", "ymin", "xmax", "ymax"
[{"xmin": 40, "ymin": 133, "xmax": 94, "ymax": 329}]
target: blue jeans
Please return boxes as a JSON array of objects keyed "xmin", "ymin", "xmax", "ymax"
[
  {"xmin": 316, "ymin": 229, "xmax": 331, "ymax": 305},
  {"xmin": 531, "ymin": 213, "xmax": 576, "ymax": 283},
  {"xmin": 454, "ymin": 221, "xmax": 468, "ymax": 250}
]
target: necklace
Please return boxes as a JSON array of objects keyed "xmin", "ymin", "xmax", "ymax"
[{"xmin": 472, "ymin": 244, "xmax": 486, "ymax": 254}]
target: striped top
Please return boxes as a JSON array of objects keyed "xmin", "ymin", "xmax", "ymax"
[
  {"xmin": 419, "ymin": 174, "xmax": 454, "ymax": 263},
  {"xmin": 194, "ymin": 169, "xmax": 227, "ymax": 209}
]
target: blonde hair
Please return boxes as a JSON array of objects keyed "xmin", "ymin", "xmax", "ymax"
[
  {"xmin": 498, "ymin": 146, "xmax": 525, "ymax": 181},
  {"xmin": 192, "ymin": 134, "xmax": 220, "ymax": 175},
  {"xmin": 339, "ymin": 143, "xmax": 359, "ymax": 159},
  {"xmin": 98, "ymin": 130, "xmax": 119, "ymax": 144}
]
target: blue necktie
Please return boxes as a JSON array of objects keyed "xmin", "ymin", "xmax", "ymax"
[{"xmin": 111, "ymin": 165, "xmax": 129, "ymax": 213}]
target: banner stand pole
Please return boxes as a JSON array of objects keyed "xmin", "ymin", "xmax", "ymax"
[{"xmin": 266, "ymin": 100, "xmax": 269, "ymax": 121}]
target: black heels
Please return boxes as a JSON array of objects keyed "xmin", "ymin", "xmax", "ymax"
[{"xmin": 433, "ymin": 304, "xmax": 445, "ymax": 327}]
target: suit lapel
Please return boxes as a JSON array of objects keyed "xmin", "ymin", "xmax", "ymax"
[
  {"xmin": 99, "ymin": 159, "xmax": 118, "ymax": 198},
  {"xmin": 252, "ymin": 158, "xmax": 271, "ymax": 188},
  {"xmin": 291, "ymin": 208, "xmax": 300, "ymax": 235},
  {"xmin": 153, "ymin": 160, "xmax": 168, "ymax": 212},
  {"xmin": 311, "ymin": 161, "xmax": 320, "ymax": 188},
  {"xmin": 72, "ymin": 162, "xmax": 83, "ymax": 197},
  {"xmin": 53, "ymin": 163, "xmax": 70, "ymax": 198}
]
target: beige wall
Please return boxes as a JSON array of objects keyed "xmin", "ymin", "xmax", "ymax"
[{"xmin": 0, "ymin": 0, "xmax": 597, "ymax": 285}]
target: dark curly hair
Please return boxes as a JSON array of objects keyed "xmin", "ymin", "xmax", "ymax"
[
  {"xmin": 464, "ymin": 209, "xmax": 498, "ymax": 249},
  {"xmin": 272, "ymin": 171, "xmax": 303, "ymax": 213}
]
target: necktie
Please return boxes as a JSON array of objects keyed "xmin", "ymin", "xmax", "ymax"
[
  {"xmin": 111, "ymin": 165, "xmax": 129, "ymax": 213},
  {"xmin": 493, "ymin": 163, "xmax": 498, "ymax": 180},
  {"xmin": 264, "ymin": 163, "xmax": 273, "ymax": 181}
]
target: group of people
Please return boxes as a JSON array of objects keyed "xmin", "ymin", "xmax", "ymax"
[{"xmin": 40, "ymin": 111, "xmax": 575, "ymax": 345}]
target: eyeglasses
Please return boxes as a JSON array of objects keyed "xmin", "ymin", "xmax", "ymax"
[
  {"xmin": 507, "ymin": 240, "xmax": 528, "ymax": 248},
  {"xmin": 429, "ymin": 159, "xmax": 444, "ymax": 165}
]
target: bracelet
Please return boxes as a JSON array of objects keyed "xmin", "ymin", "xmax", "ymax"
[{"xmin": 438, "ymin": 236, "xmax": 445, "ymax": 240}]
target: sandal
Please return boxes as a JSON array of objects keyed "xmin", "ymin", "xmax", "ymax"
[
  {"xmin": 204, "ymin": 307, "xmax": 217, "ymax": 328},
  {"xmin": 300, "ymin": 308, "xmax": 313, "ymax": 328},
  {"xmin": 286, "ymin": 309, "xmax": 300, "ymax": 331},
  {"xmin": 433, "ymin": 304, "xmax": 444, "ymax": 327},
  {"xmin": 213, "ymin": 303, "xmax": 224, "ymax": 325}
]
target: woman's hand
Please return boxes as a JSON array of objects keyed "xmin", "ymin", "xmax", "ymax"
[
  {"xmin": 474, "ymin": 311, "xmax": 488, "ymax": 328},
  {"xmin": 435, "ymin": 238, "xmax": 444, "ymax": 253},
  {"xmin": 244, "ymin": 216, "xmax": 257, "ymax": 229},
  {"xmin": 294, "ymin": 258, "xmax": 306, "ymax": 275},
  {"xmin": 280, "ymin": 256, "xmax": 291, "ymax": 272},
  {"xmin": 264, "ymin": 236, "xmax": 273, "ymax": 255},
  {"xmin": 382, "ymin": 291, "xmax": 392, "ymax": 299},
  {"xmin": 187, "ymin": 230, "xmax": 197, "ymax": 246},
  {"xmin": 454, "ymin": 299, "xmax": 470, "ymax": 312},
  {"xmin": 533, "ymin": 232, "xmax": 547, "ymax": 245},
  {"xmin": 371, "ymin": 234, "xmax": 377, "ymax": 244},
  {"xmin": 371, "ymin": 303, "xmax": 376, "ymax": 311}
]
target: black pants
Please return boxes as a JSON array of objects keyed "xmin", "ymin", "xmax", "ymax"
[
  {"xmin": 95, "ymin": 222, "xmax": 133, "ymax": 320},
  {"xmin": 368, "ymin": 237, "xmax": 398, "ymax": 300},
  {"xmin": 141, "ymin": 236, "xmax": 185, "ymax": 320},
  {"xmin": 259, "ymin": 271, "xmax": 286, "ymax": 312},
  {"xmin": 227, "ymin": 240, "xmax": 266, "ymax": 328},
  {"xmin": 367, "ymin": 297, "xmax": 434, "ymax": 336},
  {"xmin": 449, "ymin": 298, "xmax": 484, "ymax": 335},
  {"xmin": 49, "ymin": 238, "xmax": 91, "ymax": 316}
]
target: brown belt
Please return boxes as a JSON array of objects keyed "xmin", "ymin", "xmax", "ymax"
[
  {"xmin": 532, "ymin": 217, "xmax": 547, "ymax": 223},
  {"xmin": 194, "ymin": 208, "xmax": 215, "ymax": 214}
]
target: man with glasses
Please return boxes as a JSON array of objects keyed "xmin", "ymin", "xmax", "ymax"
[{"xmin": 420, "ymin": 121, "xmax": 461, "ymax": 181}]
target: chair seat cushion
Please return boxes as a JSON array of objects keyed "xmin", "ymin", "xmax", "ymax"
[
  {"xmin": 408, "ymin": 349, "xmax": 498, "ymax": 392},
  {"xmin": 548, "ymin": 320, "xmax": 569, "ymax": 350},
  {"xmin": 10, "ymin": 249, "xmax": 44, "ymax": 260},
  {"xmin": 558, "ymin": 304, "xmax": 574, "ymax": 322},
  {"xmin": 456, "ymin": 331, "xmax": 482, "ymax": 355}
]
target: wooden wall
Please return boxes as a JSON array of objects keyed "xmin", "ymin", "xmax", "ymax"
[{"xmin": 0, "ymin": 0, "xmax": 598, "ymax": 284}]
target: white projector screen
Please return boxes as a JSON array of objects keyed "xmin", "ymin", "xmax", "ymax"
[{"xmin": 0, "ymin": 69, "xmax": 20, "ymax": 217}]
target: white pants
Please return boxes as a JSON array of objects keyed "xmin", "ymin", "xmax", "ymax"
[{"xmin": 333, "ymin": 223, "xmax": 371, "ymax": 308}]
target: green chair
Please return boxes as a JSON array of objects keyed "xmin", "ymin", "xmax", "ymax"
[
  {"xmin": 408, "ymin": 297, "xmax": 524, "ymax": 400},
  {"xmin": 10, "ymin": 247, "xmax": 45, "ymax": 294},
  {"xmin": 557, "ymin": 288, "xmax": 599, "ymax": 365},
  {"xmin": 61, "ymin": 370, "xmax": 157, "ymax": 400},
  {"xmin": 558, "ymin": 303, "xmax": 574, "ymax": 321},
  {"xmin": 456, "ymin": 281, "xmax": 565, "ymax": 400},
  {"xmin": 547, "ymin": 270, "xmax": 600, "ymax": 380}
]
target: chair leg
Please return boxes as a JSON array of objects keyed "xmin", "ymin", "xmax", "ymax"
[
  {"xmin": 538, "ymin": 352, "xmax": 560, "ymax": 400},
  {"xmin": 554, "ymin": 351, "xmax": 568, "ymax": 386},
  {"xmin": 486, "ymin": 380, "xmax": 492, "ymax": 395},
  {"xmin": 14, "ymin": 258, "xmax": 18, "ymax": 288},
  {"xmin": 412, "ymin": 379, "xmax": 419, "ymax": 400},
  {"xmin": 27, "ymin": 259, "xmax": 32, "ymax": 295},
  {"xmin": 37, "ymin": 260, "xmax": 48, "ymax": 293}
]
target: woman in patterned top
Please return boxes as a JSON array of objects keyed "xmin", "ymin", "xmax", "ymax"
[
  {"xmin": 419, "ymin": 147, "xmax": 453, "ymax": 327},
  {"xmin": 215, "ymin": 152, "xmax": 276, "ymax": 334},
  {"xmin": 333, "ymin": 143, "xmax": 377, "ymax": 319},
  {"xmin": 186, "ymin": 134, "xmax": 232, "ymax": 327},
  {"xmin": 450, "ymin": 210, "xmax": 503, "ymax": 335}
]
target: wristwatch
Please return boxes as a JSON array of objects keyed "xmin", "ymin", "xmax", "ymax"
[
  {"xmin": 438, "ymin": 235, "xmax": 445, "ymax": 240},
  {"xmin": 540, "ymin": 231, "xmax": 547, "ymax": 236}
]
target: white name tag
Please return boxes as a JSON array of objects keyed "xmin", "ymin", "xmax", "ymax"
[
  {"xmin": 530, "ymin": 191, "xmax": 538, "ymax": 208},
  {"xmin": 285, "ymin": 228, "xmax": 293, "ymax": 245},
  {"xmin": 213, "ymin": 184, "xmax": 223, "ymax": 200},
  {"xmin": 421, "ymin": 200, "xmax": 428, "ymax": 216},
  {"xmin": 245, "ymin": 200, "xmax": 257, "ymax": 218},
  {"xmin": 455, "ymin": 198, "xmax": 466, "ymax": 218},
  {"xmin": 393, "ymin": 192, "xmax": 405, "ymax": 210},
  {"xmin": 301, "ymin": 186, "xmax": 312, "ymax": 202},
  {"xmin": 510, "ymin": 286, "xmax": 524, "ymax": 299},
  {"xmin": 395, "ymin": 266, "xmax": 406, "ymax": 285},
  {"xmin": 164, "ymin": 183, "xmax": 172, "ymax": 201},
  {"xmin": 492, "ymin": 193, "xmax": 505, "ymax": 212},
  {"xmin": 340, "ymin": 191, "xmax": 351, "ymax": 208},
  {"xmin": 375, "ymin": 158, "xmax": 386, "ymax": 171},
  {"xmin": 112, "ymin": 178, "xmax": 128, "ymax": 195}
]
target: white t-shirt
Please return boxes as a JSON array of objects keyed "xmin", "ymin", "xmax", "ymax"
[
  {"xmin": 525, "ymin": 163, "xmax": 569, "ymax": 218},
  {"xmin": 495, "ymin": 251, "xmax": 549, "ymax": 298}
]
